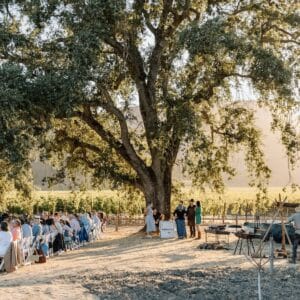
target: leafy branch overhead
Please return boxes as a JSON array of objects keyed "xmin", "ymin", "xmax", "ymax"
[{"xmin": 0, "ymin": 0, "xmax": 299, "ymax": 214}]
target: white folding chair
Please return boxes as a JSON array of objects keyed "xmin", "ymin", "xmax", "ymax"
[
  {"xmin": 73, "ymin": 231, "xmax": 81, "ymax": 249},
  {"xmin": 89, "ymin": 224, "xmax": 96, "ymax": 242},
  {"xmin": 0, "ymin": 246, "xmax": 9, "ymax": 271},
  {"xmin": 63, "ymin": 231, "xmax": 73, "ymax": 251},
  {"xmin": 39, "ymin": 234, "xmax": 51, "ymax": 257},
  {"xmin": 21, "ymin": 237, "xmax": 32, "ymax": 265},
  {"xmin": 48, "ymin": 233, "xmax": 55, "ymax": 257},
  {"xmin": 94, "ymin": 223, "xmax": 101, "ymax": 240}
]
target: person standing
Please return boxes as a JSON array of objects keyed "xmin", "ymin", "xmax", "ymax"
[
  {"xmin": 145, "ymin": 204, "xmax": 156, "ymax": 238},
  {"xmin": 153, "ymin": 208, "xmax": 161, "ymax": 233},
  {"xmin": 174, "ymin": 201, "xmax": 187, "ymax": 239},
  {"xmin": 195, "ymin": 200, "xmax": 202, "ymax": 239},
  {"xmin": 187, "ymin": 199, "xmax": 196, "ymax": 238},
  {"xmin": 288, "ymin": 206, "xmax": 300, "ymax": 264}
]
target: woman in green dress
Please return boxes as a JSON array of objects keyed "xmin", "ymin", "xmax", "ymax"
[{"xmin": 195, "ymin": 200, "xmax": 202, "ymax": 239}]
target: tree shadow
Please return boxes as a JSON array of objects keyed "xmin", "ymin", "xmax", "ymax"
[
  {"xmin": 79, "ymin": 267, "xmax": 300, "ymax": 300},
  {"xmin": 52, "ymin": 232, "xmax": 182, "ymax": 261}
]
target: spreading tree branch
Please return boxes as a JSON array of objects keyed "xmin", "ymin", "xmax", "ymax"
[{"xmin": 75, "ymin": 106, "xmax": 151, "ymax": 187}]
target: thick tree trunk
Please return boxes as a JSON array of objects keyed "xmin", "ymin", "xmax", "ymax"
[{"xmin": 143, "ymin": 167, "xmax": 172, "ymax": 220}]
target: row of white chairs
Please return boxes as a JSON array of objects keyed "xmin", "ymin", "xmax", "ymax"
[{"xmin": 0, "ymin": 222, "xmax": 102, "ymax": 272}]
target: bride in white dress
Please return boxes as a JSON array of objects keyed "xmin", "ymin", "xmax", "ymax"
[{"xmin": 145, "ymin": 204, "xmax": 156, "ymax": 238}]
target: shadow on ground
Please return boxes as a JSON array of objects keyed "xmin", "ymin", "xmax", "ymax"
[{"xmin": 77, "ymin": 267, "xmax": 300, "ymax": 300}]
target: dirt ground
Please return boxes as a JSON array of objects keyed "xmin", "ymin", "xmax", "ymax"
[{"xmin": 0, "ymin": 226, "xmax": 299, "ymax": 300}]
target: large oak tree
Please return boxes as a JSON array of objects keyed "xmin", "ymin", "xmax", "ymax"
[{"xmin": 0, "ymin": 1, "xmax": 299, "ymax": 217}]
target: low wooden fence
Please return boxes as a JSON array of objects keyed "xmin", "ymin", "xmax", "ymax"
[
  {"xmin": 108, "ymin": 214, "xmax": 284, "ymax": 227},
  {"xmin": 109, "ymin": 216, "xmax": 145, "ymax": 226}
]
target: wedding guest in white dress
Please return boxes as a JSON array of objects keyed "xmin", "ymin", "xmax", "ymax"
[
  {"xmin": 0, "ymin": 221, "xmax": 13, "ymax": 257},
  {"xmin": 145, "ymin": 204, "xmax": 156, "ymax": 238}
]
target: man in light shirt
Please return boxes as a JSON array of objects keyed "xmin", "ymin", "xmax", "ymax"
[
  {"xmin": 21, "ymin": 219, "xmax": 32, "ymax": 239},
  {"xmin": 69, "ymin": 214, "xmax": 81, "ymax": 233},
  {"xmin": 288, "ymin": 206, "xmax": 300, "ymax": 264},
  {"xmin": 32, "ymin": 216, "xmax": 42, "ymax": 238},
  {"xmin": 53, "ymin": 213, "xmax": 63, "ymax": 234}
]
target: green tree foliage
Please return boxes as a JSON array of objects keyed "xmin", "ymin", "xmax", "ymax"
[{"xmin": 0, "ymin": 1, "xmax": 299, "ymax": 216}]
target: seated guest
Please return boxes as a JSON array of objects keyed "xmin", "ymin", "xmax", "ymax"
[
  {"xmin": 41, "ymin": 219, "xmax": 50, "ymax": 235},
  {"xmin": 53, "ymin": 213, "xmax": 63, "ymax": 235},
  {"xmin": 60, "ymin": 220, "xmax": 73, "ymax": 247},
  {"xmin": 61, "ymin": 212, "xmax": 69, "ymax": 222},
  {"xmin": 60, "ymin": 220, "xmax": 73, "ymax": 236},
  {"xmin": 11, "ymin": 219, "xmax": 22, "ymax": 242},
  {"xmin": 69, "ymin": 214, "xmax": 81, "ymax": 233},
  {"xmin": 0, "ymin": 221, "xmax": 13, "ymax": 257},
  {"xmin": 41, "ymin": 211, "xmax": 49, "ymax": 220},
  {"xmin": 77, "ymin": 214, "xmax": 89, "ymax": 243},
  {"xmin": 32, "ymin": 216, "xmax": 43, "ymax": 238},
  {"xmin": 49, "ymin": 218, "xmax": 58, "ymax": 238},
  {"xmin": 21, "ymin": 219, "xmax": 32, "ymax": 239},
  {"xmin": 49, "ymin": 219, "xmax": 64, "ymax": 254},
  {"xmin": 39, "ymin": 236, "xmax": 49, "ymax": 257},
  {"xmin": 0, "ymin": 213, "xmax": 9, "ymax": 223},
  {"xmin": 80, "ymin": 213, "xmax": 92, "ymax": 233}
]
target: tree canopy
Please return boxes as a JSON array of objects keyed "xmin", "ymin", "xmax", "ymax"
[{"xmin": 0, "ymin": 0, "xmax": 299, "ymax": 216}]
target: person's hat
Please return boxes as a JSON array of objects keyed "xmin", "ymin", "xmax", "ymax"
[
  {"xmin": 295, "ymin": 206, "xmax": 300, "ymax": 213},
  {"xmin": 34, "ymin": 215, "xmax": 40, "ymax": 219}
]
